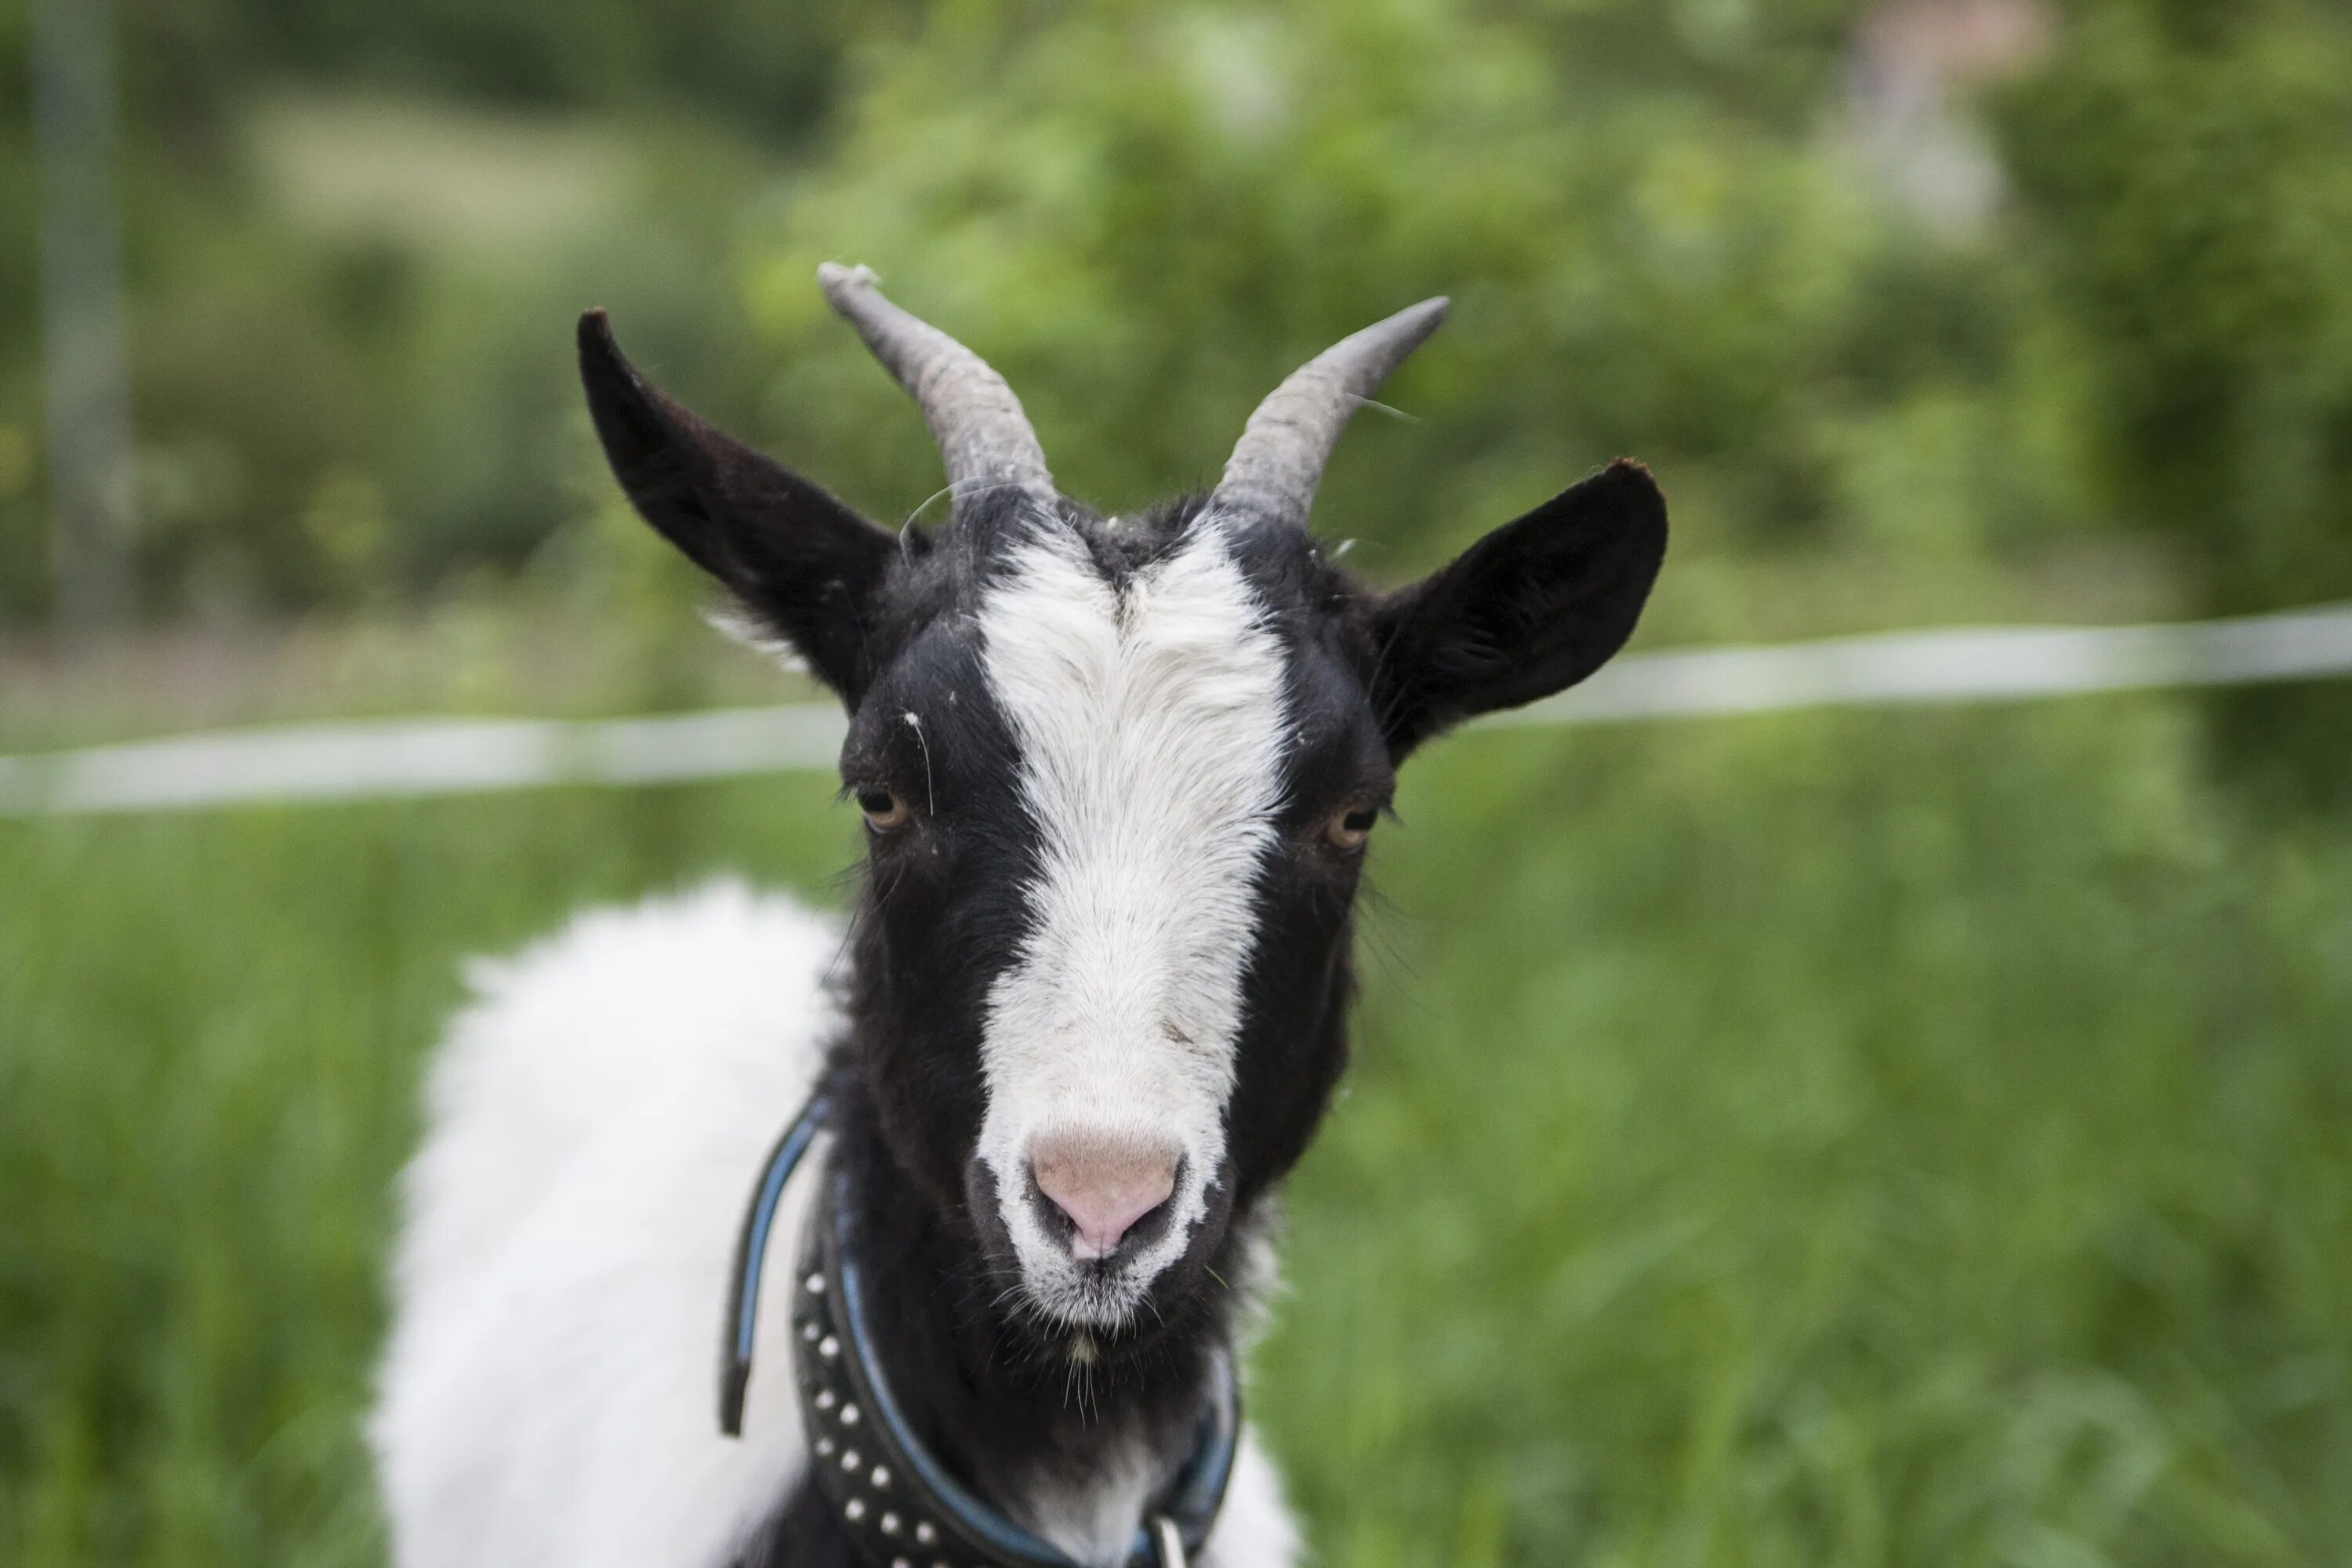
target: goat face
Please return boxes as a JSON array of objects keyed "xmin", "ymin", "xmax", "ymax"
[
  {"xmin": 579, "ymin": 272, "xmax": 1665, "ymax": 1348},
  {"xmin": 840, "ymin": 498, "xmax": 1393, "ymax": 1334}
]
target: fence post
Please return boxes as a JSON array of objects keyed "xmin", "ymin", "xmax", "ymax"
[{"xmin": 31, "ymin": 0, "xmax": 138, "ymax": 637}]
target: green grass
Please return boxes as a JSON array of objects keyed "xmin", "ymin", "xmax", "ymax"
[{"xmin": 3, "ymin": 698, "xmax": 2349, "ymax": 1565}]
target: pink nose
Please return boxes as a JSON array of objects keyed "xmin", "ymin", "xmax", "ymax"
[{"xmin": 1030, "ymin": 1131, "xmax": 1179, "ymax": 1261}]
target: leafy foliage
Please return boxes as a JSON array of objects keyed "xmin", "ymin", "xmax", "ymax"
[
  {"xmin": 4, "ymin": 0, "xmax": 2349, "ymax": 663},
  {"xmin": 1997, "ymin": 0, "xmax": 2352, "ymax": 614}
]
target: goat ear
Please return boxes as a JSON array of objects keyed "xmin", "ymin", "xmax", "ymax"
[
  {"xmin": 579, "ymin": 310, "xmax": 899, "ymax": 703},
  {"xmin": 1371, "ymin": 459, "xmax": 1666, "ymax": 757}
]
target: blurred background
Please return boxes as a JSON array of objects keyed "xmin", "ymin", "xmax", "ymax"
[{"xmin": 3, "ymin": 0, "xmax": 2350, "ymax": 1562}]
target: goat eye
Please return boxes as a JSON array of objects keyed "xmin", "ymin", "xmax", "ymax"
[
  {"xmin": 1327, "ymin": 805, "xmax": 1379, "ymax": 851},
  {"xmin": 857, "ymin": 787, "xmax": 911, "ymax": 831}
]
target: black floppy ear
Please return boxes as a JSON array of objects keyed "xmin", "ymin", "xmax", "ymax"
[
  {"xmin": 1371, "ymin": 459, "xmax": 1666, "ymax": 757},
  {"xmin": 579, "ymin": 310, "xmax": 900, "ymax": 703}
]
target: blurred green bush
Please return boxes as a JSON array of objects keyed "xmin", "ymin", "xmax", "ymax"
[
  {"xmin": 0, "ymin": 0, "xmax": 858, "ymax": 624},
  {"xmin": 1, "ymin": 0, "xmax": 2347, "ymax": 643},
  {"xmin": 1994, "ymin": 0, "xmax": 2352, "ymax": 800}
]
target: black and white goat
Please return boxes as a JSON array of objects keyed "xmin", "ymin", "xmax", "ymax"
[{"xmin": 372, "ymin": 266, "xmax": 1665, "ymax": 1568}]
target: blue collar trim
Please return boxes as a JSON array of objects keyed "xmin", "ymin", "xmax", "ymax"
[{"xmin": 717, "ymin": 1091, "xmax": 829, "ymax": 1437}]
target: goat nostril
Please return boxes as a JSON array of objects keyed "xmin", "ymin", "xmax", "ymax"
[{"xmin": 1029, "ymin": 1133, "xmax": 1180, "ymax": 1263}]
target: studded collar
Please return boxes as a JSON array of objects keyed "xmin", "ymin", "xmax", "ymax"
[{"xmin": 720, "ymin": 1094, "xmax": 1240, "ymax": 1568}]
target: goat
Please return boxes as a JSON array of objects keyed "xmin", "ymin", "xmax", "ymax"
[{"xmin": 370, "ymin": 265, "xmax": 1665, "ymax": 1568}]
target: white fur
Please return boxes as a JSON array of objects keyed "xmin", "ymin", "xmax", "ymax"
[
  {"xmin": 1209, "ymin": 1432, "xmax": 1302, "ymax": 1568},
  {"xmin": 975, "ymin": 519, "xmax": 1291, "ymax": 1327},
  {"xmin": 1025, "ymin": 1428, "xmax": 1297, "ymax": 1568},
  {"xmin": 372, "ymin": 883, "xmax": 834, "ymax": 1568},
  {"xmin": 372, "ymin": 879, "xmax": 1299, "ymax": 1568},
  {"xmin": 1026, "ymin": 1428, "xmax": 1167, "ymax": 1563}
]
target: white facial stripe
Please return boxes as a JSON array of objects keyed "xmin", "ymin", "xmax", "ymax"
[{"xmin": 975, "ymin": 517, "xmax": 1290, "ymax": 1322}]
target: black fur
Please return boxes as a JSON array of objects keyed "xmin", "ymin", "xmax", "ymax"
[
  {"xmin": 579, "ymin": 312, "xmax": 906, "ymax": 702},
  {"xmin": 1371, "ymin": 459, "xmax": 1669, "ymax": 757},
  {"xmin": 583, "ymin": 314, "xmax": 1667, "ymax": 1559}
]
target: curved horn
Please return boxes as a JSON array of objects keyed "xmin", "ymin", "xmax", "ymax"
[
  {"xmin": 1214, "ymin": 296, "xmax": 1450, "ymax": 530},
  {"xmin": 817, "ymin": 263, "xmax": 1054, "ymax": 512}
]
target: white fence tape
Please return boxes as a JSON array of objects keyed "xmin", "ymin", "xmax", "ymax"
[{"xmin": 5, "ymin": 602, "xmax": 2350, "ymax": 817}]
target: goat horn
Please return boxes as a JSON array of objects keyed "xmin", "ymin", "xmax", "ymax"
[
  {"xmin": 818, "ymin": 263, "xmax": 1055, "ymax": 514},
  {"xmin": 1214, "ymin": 297, "xmax": 1450, "ymax": 531}
]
